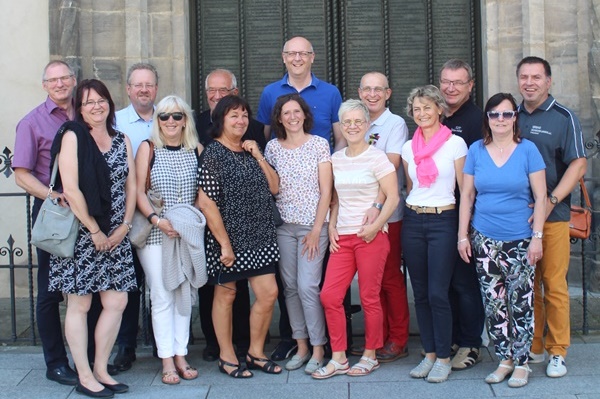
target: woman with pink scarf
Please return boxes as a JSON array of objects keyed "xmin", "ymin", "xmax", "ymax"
[{"xmin": 401, "ymin": 85, "xmax": 467, "ymax": 383}]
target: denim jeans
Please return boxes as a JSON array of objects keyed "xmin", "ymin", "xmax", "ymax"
[{"xmin": 402, "ymin": 207, "xmax": 457, "ymax": 358}]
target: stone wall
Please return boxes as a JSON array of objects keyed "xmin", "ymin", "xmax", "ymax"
[{"xmin": 48, "ymin": 0, "xmax": 191, "ymax": 108}]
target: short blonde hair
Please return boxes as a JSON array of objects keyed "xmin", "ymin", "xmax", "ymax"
[
  {"xmin": 151, "ymin": 95, "xmax": 198, "ymax": 150},
  {"xmin": 405, "ymin": 85, "xmax": 447, "ymax": 118}
]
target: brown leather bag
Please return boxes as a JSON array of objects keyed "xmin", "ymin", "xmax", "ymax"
[{"xmin": 569, "ymin": 178, "xmax": 592, "ymax": 239}]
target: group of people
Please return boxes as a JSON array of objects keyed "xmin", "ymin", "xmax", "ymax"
[{"xmin": 13, "ymin": 33, "xmax": 585, "ymax": 397}]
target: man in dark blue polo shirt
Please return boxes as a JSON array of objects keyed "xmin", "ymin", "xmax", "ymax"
[{"xmin": 517, "ymin": 56, "xmax": 587, "ymax": 378}]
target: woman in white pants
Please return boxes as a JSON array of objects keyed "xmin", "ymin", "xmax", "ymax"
[{"xmin": 135, "ymin": 95, "xmax": 203, "ymax": 385}]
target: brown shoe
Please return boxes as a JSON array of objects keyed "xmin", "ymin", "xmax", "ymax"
[{"xmin": 376, "ymin": 342, "xmax": 409, "ymax": 363}]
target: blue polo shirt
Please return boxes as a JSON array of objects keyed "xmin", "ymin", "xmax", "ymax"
[
  {"xmin": 257, "ymin": 73, "xmax": 342, "ymax": 148},
  {"xmin": 115, "ymin": 103, "xmax": 154, "ymax": 157},
  {"xmin": 518, "ymin": 95, "xmax": 586, "ymax": 222}
]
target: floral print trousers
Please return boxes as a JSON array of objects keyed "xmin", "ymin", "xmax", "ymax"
[{"xmin": 471, "ymin": 229, "xmax": 535, "ymax": 365}]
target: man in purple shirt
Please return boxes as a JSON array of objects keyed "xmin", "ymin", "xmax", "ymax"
[{"xmin": 13, "ymin": 60, "xmax": 79, "ymax": 386}]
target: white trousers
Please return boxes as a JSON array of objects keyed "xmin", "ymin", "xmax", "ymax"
[{"xmin": 137, "ymin": 245, "xmax": 190, "ymax": 358}]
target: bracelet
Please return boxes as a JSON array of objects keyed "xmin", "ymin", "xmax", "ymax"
[
  {"xmin": 457, "ymin": 238, "xmax": 468, "ymax": 244},
  {"xmin": 123, "ymin": 220, "xmax": 132, "ymax": 232},
  {"xmin": 372, "ymin": 202, "xmax": 383, "ymax": 211},
  {"xmin": 90, "ymin": 228, "xmax": 100, "ymax": 235},
  {"xmin": 258, "ymin": 157, "xmax": 266, "ymax": 163},
  {"xmin": 147, "ymin": 212, "xmax": 157, "ymax": 223},
  {"xmin": 155, "ymin": 218, "xmax": 161, "ymax": 227}
]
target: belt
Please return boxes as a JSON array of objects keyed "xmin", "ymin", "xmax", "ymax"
[{"xmin": 407, "ymin": 204, "xmax": 455, "ymax": 214}]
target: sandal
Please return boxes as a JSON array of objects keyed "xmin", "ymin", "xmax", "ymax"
[
  {"xmin": 348, "ymin": 356, "xmax": 380, "ymax": 377},
  {"xmin": 246, "ymin": 353, "xmax": 282, "ymax": 374},
  {"xmin": 508, "ymin": 365, "xmax": 531, "ymax": 388},
  {"xmin": 218, "ymin": 358, "xmax": 253, "ymax": 379},
  {"xmin": 161, "ymin": 370, "xmax": 181, "ymax": 385},
  {"xmin": 311, "ymin": 359, "xmax": 350, "ymax": 380},
  {"xmin": 485, "ymin": 363, "xmax": 514, "ymax": 384},
  {"xmin": 176, "ymin": 364, "xmax": 198, "ymax": 380}
]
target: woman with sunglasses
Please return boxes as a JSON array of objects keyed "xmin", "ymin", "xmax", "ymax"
[
  {"xmin": 197, "ymin": 95, "xmax": 281, "ymax": 378},
  {"xmin": 458, "ymin": 93, "xmax": 546, "ymax": 388},
  {"xmin": 48, "ymin": 79, "xmax": 136, "ymax": 397},
  {"xmin": 314, "ymin": 99, "xmax": 398, "ymax": 379},
  {"xmin": 135, "ymin": 95, "xmax": 203, "ymax": 385}
]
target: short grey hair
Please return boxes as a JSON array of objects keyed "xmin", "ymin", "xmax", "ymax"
[
  {"xmin": 204, "ymin": 69, "xmax": 237, "ymax": 90},
  {"xmin": 42, "ymin": 60, "xmax": 75, "ymax": 81},
  {"xmin": 338, "ymin": 99, "xmax": 370, "ymax": 125},
  {"xmin": 126, "ymin": 63, "xmax": 159, "ymax": 85},
  {"xmin": 439, "ymin": 59, "xmax": 473, "ymax": 81},
  {"xmin": 406, "ymin": 85, "xmax": 448, "ymax": 117}
]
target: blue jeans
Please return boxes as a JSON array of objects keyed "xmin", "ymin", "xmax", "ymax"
[
  {"xmin": 450, "ymin": 254, "xmax": 484, "ymax": 348},
  {"xmin": 402, "ymin": 207, "xmax": 457, "ymax": 358}
]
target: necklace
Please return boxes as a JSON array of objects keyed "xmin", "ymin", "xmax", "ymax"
[{"xmin": 492, "ymin": 140, "xmax": 511, "ymax": 156}]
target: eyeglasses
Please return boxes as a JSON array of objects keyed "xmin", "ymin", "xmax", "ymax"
[
  {"xmin": 206, "ymin": 87, "xmax": 234, "ymax": 95},
  {"xmin": 360, "ymin": 86, "xmax": 389, "ymax": 94},
  {"xmin": 82, "ymin": 99, "xmax": 108, "ymax": 108},
  {"xmin": 44, "ymin": 74, "xmax": 74, "ymax": 84},
  {"xmin": 158, "ymin": 112, "xmax": 184, "ymax": 121},
  {"xmin": 487, "ymin": 110, "xmax": 517, "ymax": 120},
  {"xmin": 283, "ymin": 51, "xmax": 313, "ymax": 59},
  {"xmin": 440, "ymin": 79, "xmax": 471, "ymax": 87},
  {"xmin": 130, "ymin": 83, "xmax": 156, "ymax": 90},
  {"xmin": 341, "ymin": 119, "xmax": 366, "ymax": 127}
]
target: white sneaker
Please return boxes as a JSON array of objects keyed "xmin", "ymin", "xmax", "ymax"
[
  {"xmin": 528, "ymin": 352, "xmax": 545, "ymax": 364},
  {"xmin": 546, "ymin": 355, "xmax": 567, "ymax": 378}
]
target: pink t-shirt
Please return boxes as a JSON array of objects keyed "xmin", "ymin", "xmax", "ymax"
[
  {"xmin": 332, "ymin": 145, "xmax": 395, "ymax": 235},
  {"xmin": 265, "ymin": 135, "xmax": 331, "ymax": 225}
]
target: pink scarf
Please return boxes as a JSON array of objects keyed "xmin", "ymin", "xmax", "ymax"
[{"xmin": 411, "ymin": 124, "xmax": 452, "ymax": 188}]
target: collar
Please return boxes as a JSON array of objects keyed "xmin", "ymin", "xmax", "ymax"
[
  {"xmin": 446, "ymin": 99, "xmax": 476, "ymax": 120},
  {"xmin": 518, "ymin": 94, "xmax": 556, "ymax": 115},
  {"xmin": 280, "ymin": 73, "xmax": 318, "ymax": 90},
  {"xmin": 45, "ymin": 96, "xmax": 73, "ymax": 116},
  {"xmin": 370, "ymin": 108, "xmax": 392, "ymax": 127},
  {"xmin": 123, "ymin": 103, "xmax": 155, "ymax": 123}
]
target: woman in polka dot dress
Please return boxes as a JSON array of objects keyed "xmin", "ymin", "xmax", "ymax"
[{"xmin": 198, "ymin": 95, "xmax": 281, "ymax": 378}]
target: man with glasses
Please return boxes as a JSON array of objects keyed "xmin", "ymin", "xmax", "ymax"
[
  {"xmin": 13, "ymin": 60, "xmax": 79, "ymax": 386},
  {"xmin": 194, "ymin": 68, "xmax": 265, "ymax": 362},
  {"xmin": 517, "ymin": 56, "xmax": 586, "ymax": 378},
  {"xmin": 257, "ymin": 36, "xmax": 345, "ymax": 151},
  {"xmin": 112, "ymin": 62, "xmax": 159, "ymax": 371},
  {"xmin": 257, "ymin": 36, "xmax": 344, "ymax": 361},
  {"xmin": 356, "ymin": 72, "xmax": 409, "ymax": 363},
  {"xmin": 438, "ymin": 59, "xmax": 486, "ymax": 371}
]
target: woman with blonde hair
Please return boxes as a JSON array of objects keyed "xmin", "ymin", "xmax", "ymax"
[{"xmin": 135, "ymin": 94, "xmax": 204, "ymax": 385}]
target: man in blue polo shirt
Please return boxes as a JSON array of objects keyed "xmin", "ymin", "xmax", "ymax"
[
  {"xmin": 257, "ymin": 36, "xmax": 345, "ymax": 151},
  {"xmin": 112, "ymin": 62, "xmax": 159, "ymax": 371},
  {"xmin": 517, "ymin": 56, "xmax": 587, "ymax": 378}
]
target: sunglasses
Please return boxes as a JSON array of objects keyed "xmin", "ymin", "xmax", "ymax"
[
  {"xmin": 158, "ymin": 112, "xmax": 184, "ymax": 121},
  {"xmin": 487, "ymin": 110, "xmax": 517, "ymax": 120}
]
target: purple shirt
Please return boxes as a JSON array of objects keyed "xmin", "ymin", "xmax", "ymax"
[{"xmin": 13, "ymin": 97, "xmax": 71, "ymax": 186}]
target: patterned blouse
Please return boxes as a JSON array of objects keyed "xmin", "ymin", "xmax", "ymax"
[{"xmin": 265, "ymin": 135, "xmax": 331, "ymax": 226}]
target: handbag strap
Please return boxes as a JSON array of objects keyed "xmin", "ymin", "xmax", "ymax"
[
  {"xmin": 580, "ymin": 178, "xmax": 591, "ymax": 208},
  {"xmin": 47, "ymin": 156, "xmax": 59, "ymax": 196},
  {"xmin": 145, "ymin": 141, "xmax": 155, "ymax": 192}
]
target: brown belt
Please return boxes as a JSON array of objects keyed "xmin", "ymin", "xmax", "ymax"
[{"xmin": 406, "ymin": 204, "xmax": 455, "ymax": 214}]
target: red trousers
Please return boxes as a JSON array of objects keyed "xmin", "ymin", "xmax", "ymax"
[
  {"xmin": 380, "ymin": 221, "xmax": 410, "ymax": 347},
  {"xmin": 320, "ymin": 232, "xmax": 389, "ymax": 352}
]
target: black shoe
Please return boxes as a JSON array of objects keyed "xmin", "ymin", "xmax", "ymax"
[
  {"xmin": 46, "ymin": 365, "xmax": 78, "ymax": 386},
  {"xmin": 270, "ymin": 340, "xmax": 298, "ymax": 361},
  {"xmin": 202, "ymin": 344, "xmax": 220, "ymax": 362},
  {"xmin": 79, "ymin": 362, "xmax": 120, "ymax": 377},
  {"xmin": 75, "ymin": 383, "xmax": 114, "ymax": 398},
  {"xmin": 112, "ymin": 347, "xmax": 136, "ymax": 372},
  {"xmin": 101, "ymin": 382, "xmax": 129, "ymax": 394}
]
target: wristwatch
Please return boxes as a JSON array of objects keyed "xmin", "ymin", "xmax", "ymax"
[
  {"xmin": 372, "ymin": 202, "xmax": 383, "ymax": 211},
  {"xmin": 532, "ymin": 231, "xmax": 543, "ymax": 239},
  {"xmin": 549, "ymin": 194, "xmax": 559, "ymax": 205}
]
